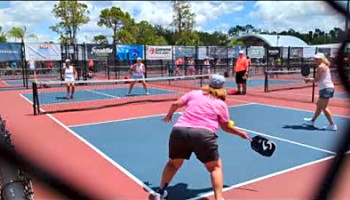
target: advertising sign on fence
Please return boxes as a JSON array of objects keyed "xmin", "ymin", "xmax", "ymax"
[
  {"xmin": 117, "ymin": 45, "xmax": 144, "ymax": 60},
  {"xmin": 290, "ymin": 47, "xmax": 303, "ymax": 58},
  {"xmin": 198, "ymin": 46, "xmax": 207, "ymax": 59},
  {"xmin": 209, "ymin": 47, "xmax": 228, "ymax": 59},
  {"xmin": 146, "ymin": 46, "xmax": 172, "ymax": 60},
  {"xmin": 248, "ymin": 46, "xmax": 265, "ymax": 58},
  {"xmin": 174, "ymin": 46, "xmax": 196, "ymax": 58},
  {"xmin": 303, "ymin": 47, "xmax": 316, "ymax": 58},
  {"xmin": 25, "ymin": 43, "xmax": 61, "ymax": 61},
  {"xmin": 87, "ymin": 44, "xmax": 114, "ymax": 60},
  {"xmin": 267, "ymin": 47, "xmax": 281, "ymax": 58},
  {"xmin": 0, "ymin": 43, "xmax": 21, "ymax": 61},
  {"xmin": 330, "ymin": 48, "xmax": 338, "ymax": 58}
]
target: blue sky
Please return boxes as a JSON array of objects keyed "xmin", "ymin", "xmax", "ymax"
[{"xmin": 0, "ymin": 1, "xmax": 345, "ymax": 43}]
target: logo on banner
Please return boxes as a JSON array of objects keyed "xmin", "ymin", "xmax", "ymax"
[
  {"xmin": 147, "ymin": 46, "xmax": 172, "ymax": 60},
  {"xmin": 91, "ymin": 47, "xmax": 113, "ymax": 54},
  {"xmin": 39, "ymin": 42, "xmax": 50, "ymax": 49},
  {"xmin": 149, "ymin": 47, "xmax": 156, "ymax": 55}
]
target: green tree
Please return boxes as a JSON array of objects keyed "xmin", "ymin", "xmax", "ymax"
[
  {"xmin": 93, "ymin": 35, "xmax": 108, "ymax": 44},
  {"xmin": 50, "ymin": 0, "xmax": 90, "ymax": 45},
  {"xmin": 197, "ymin": 31, "xmax": 230, "ymax": 46},
  {"xmin": 229, "ymin": 39, "xmax": 245, "ymax": 46},
  {"xmin": 175, "ymin": 31, "xmax": 201, "ymax": 46},
  {"xmin": 0, "ymin": 26, "xmax": 6, "ymax": 42},
  {"xmin": 7, "ymin": 26, "xmax": 37, "ymax": 42},
  {"xmin": 97, "ymin": 6, "xmax": 134, "ymax": 45},
  {"xmin": 228, "ymin": 25, "xmax": 245, "ymax": 37},
  {"xmin": 171, "ymin": 1, "xmax": 198, "ymax": 45},
  {"xmin": 154, "ymin": 25, "xmax": 174, "ymax": 44},
  {"xmin": 133, "ymin": 21, "xmax": 167, "ymax": 45}
]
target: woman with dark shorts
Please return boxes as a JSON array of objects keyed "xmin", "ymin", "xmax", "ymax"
[
  {"xmin": 304, "ymin": 53, "xmax": 337, "ymax": 131},
  {"xmin": 153, "ymin": 74, "xmax": 250, "ymax": 200}
]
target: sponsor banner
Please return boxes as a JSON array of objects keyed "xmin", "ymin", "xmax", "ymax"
[
  {"xmin": 247, "ymin": 46, "xmax": 265, "ymax": 58},
  {"xmin": 209, "ymin": 46, "xmax": 228, "ymax": 59},
  {"xmin": 198, "ymin": 46, "xmax": 207, "ymax": 59},
  {"xmin": 174, "ymin": 46, "xmax": 196, "ymax": 58},
  {"xmin": 87, "ymin": 44, "xmax": 114, "ymax": 60},
  {"xmin": 25, "ymin": 43, "xmax": 61, "ymax": 61},
  {"xmin": 330, "ymin": 48, "xmax": 338, "ymax": 58},
  {"xmin": 267, "ymin": 47, "xmax": 281, "ymax": 58},
  {"xmin": 228, "ymin": 47, "xmax": 235, "ymax": 58},
  {"xmin": 282, "ymin": 47, "xmax": 289, "ymax": 58},
  {"xmin": 146, "ymin": 45, "xmax": 172, "ymax": 60},
  {"xmin": 116, "ymin": 45, "xmax": 144, "ymax": 60},
  {"xmin": 303, "ymin": 47, "xmax": 316, "ymax": 58},
  {"xmin": 317, "ymin": 48, "xmax": 330, "ymax": 58},
  {"xmin": 0, "ymin": 43, "xmax": 21, "ymax": 61},
  {"xmin": 290, "ymin": 47, "xmax": 303, "ymax": 58}
]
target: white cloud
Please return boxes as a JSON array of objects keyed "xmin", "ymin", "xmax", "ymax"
[
  {"xmin": 249, "ymin": 1, "xmax": 345, "ymax": 33},
  {"xmin": 0, "ymin": 1, "xmax": 245, "ymax": 43},
  {"xmin": 190, "ymin": 1, "xmax": 244, "ymax": 28}
]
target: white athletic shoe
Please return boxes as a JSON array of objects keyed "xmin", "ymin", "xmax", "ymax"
[
  {"xmin": 303, "ymin": 118, "xmax": 315, "ymax": 127},
  {"xmin": 323, "ymin": 124, "xmax": 338, "ymax": 131},
  {"xmin": 146, "ymin": 92, "xmax": 150, "ymax": 95},
  {"xmin": 152, "ymin": 190, "xmax": 168, "ymax": 200}
]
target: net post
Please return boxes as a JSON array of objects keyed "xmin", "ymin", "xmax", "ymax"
[
  {"xmin": 144, "ymin": 45, "xmax": 147, "ymax": 79},
  {"xmin": 264, "ymin": 70, "xmax": 268, "ymax": 92},
  {"xmin": 32, "ymin": 82, "xmax": 38, "ymax": 115}
]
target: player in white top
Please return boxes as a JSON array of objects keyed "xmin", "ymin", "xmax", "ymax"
[
  {"xmin": 63, "ymin": 59, "xmax": 77, "ymax": 99},
  {"xmin": 203, "ymin": 56, "xmax": 211, "ymax": 74},
  {"xmin": 304, "ymin": 53, "xmax": 337, "ymax": 131},
  {"xmin": 127, "ymin": 57, "xmax": 149, "ymax": 95},
  {"xmin": 28, "ymin": 60, "xmax": 37, "ymax": 80}
]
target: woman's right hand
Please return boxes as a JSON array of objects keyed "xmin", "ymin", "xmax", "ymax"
[
  {"xmin": 162, "ymin": 114, "xmax": 172, "ymax": 123},
  {"xmin": 239, "ymin": 131, "xmax": 250, "ymax": 140}
]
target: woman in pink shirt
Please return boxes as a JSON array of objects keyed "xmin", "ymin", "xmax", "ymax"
[{"xmin": 153, "ymin": 74, "xmax": 249, "ymax": 200}]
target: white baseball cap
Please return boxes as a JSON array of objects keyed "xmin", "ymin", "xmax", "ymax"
[
  {"xmin": 314, "ymin": 53, "xmax": 325, "ymax": 59},
  {"xmin": 209, "ymin": 74, "xmax": 225, "ymax": 89},
  {"xmin": 65, "ymin": 59, "xmax": 71, "ymax": 63},
  {"xmin": 239, "ymin": 50, "xmax": 244, "ymax": 54},
  {"xmin": 137, "ymin": 57, "xmax": 142, "ymax": 61}
]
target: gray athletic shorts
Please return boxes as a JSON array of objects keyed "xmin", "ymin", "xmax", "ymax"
[{"xmin": 169, "ymin": 126, "xmax": 219, "ymax": 163}]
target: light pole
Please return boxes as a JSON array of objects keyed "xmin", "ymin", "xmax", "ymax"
[{"xmin": 346, "ymin": 0, "xmax": 350, "ymax": 36}]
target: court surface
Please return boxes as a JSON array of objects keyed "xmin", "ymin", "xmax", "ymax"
[
  {"xmin": 1, "ymin": 74, "xmax": 349, "ymax": 200},
  {"xmin": 62, "ymin": 103, "xmax": 349, "ymax": 199}
]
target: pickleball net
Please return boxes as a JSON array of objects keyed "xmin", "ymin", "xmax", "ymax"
[
  {"xmin": 243, "ymin": 67, "xmax": 349, "ymax": 107},
  {"xmin": 31, "ymin": 74, "xmax": 210, "ymax": 115},
  {"xmin": 264, "ymin": 68, "xmax": 341, "ymax": 93}
]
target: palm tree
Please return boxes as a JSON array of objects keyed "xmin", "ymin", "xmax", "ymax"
[
  {"xmin": 0, "ymin": 26, "xmax": 7, "ymax": 42},
  {"xmin": 7, "ymin": 26, "xmax": 38, "ymax": 42}
]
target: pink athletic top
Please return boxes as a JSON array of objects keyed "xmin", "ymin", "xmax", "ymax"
[{"xmin": 174, "ymin": 90, "xmax": 230, "ymax": 133}]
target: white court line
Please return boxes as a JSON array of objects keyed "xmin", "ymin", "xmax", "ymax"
[
  {"xmin": 1, "ymin": 79, "xmax": 9, "ymax": 86},
  {"xmin": 19, "ymin": 93, "xmax": 34, "ymax": 105},
  {"xmin": 85, "ymin": 89, "xmax": 121, "ymax": 99},
  {"xmin": 236, "ymin": 126, "xmax": 336, "ymax": 155},
  {"xmin": 46, "ymin": 113, "xmax": 157, "ymax": 195},
  {"xmin": 188, "ymin": 154, "xmax": 340, "ymax": 200},
  {"xmin": 68, "ymin": 103, "xmax": 256, "ymax": 128}
]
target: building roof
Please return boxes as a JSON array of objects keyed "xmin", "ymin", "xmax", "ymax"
[
  {"xmin": 237, "ymin": 34, "xmax": 309, "ymax": 47},
  {"xmin": 310, "ymin": 43, "xmax": 341, "ymax": 48}
]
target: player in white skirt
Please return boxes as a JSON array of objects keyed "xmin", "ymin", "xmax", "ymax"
[
  {"xmin": 28, "ymin": 60, "xmax": 37, "ymax": 80},
  {"xmin": 63, "ymin": 59, "xmax": 77, "ymax": 99},
  {"xmin": 127, "ymin": 57, "xmax": 149, "ymax": 95}
]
